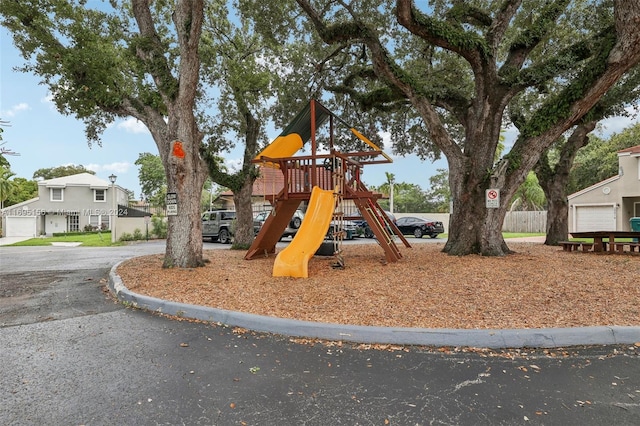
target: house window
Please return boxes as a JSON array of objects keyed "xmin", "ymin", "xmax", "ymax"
[
  {"xmin": 67, "ymin": 215, "xmax": 79, "ymax": 232},
  {"xmin": 101, "ymin": 215, "xmax": 110, "ymax": 230},
  {"xmin": 89, "ymin": 215, "xmax": 110, "ymax": 230},
  {"xmin": 89, "ymin": 215, "xmax": 100, "ymax": 230},
  {"xmin": 51, "ymin": 188, "xmax": 64, "ymax": 202},
  {"xmin": 94, "ymin": 189, "xmax": 106, "ymax": 202}
]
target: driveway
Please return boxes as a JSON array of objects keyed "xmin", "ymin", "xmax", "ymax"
[{"xmin": 1, "ymin": 242, "xmax": 639, "ymax": 425}]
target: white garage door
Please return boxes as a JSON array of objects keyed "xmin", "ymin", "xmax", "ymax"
[
  {"xmin": 575, "ymin": 205, "xmax": 615, "ymax": 232},
  {"xmin": 5, "ymin": 216, "xmax": 37, "ymax": 237}
]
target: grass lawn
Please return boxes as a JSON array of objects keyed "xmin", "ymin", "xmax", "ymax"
[
  {"xmin": 6, "ymin": 232, "xmax": 123, "ymax": 247},
  {"xmin": 5, "ymin": 232, "xmax": 548, "ymax": 247},
  {"xmin": 503, "ymin": 232, "xmax": 545, "ymax": 239},
  {"xmin": 571, "ymin": 237, "xmax": 637, "ymax": 243}
]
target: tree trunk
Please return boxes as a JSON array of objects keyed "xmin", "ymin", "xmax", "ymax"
[
  {"xmin": 445, "ymin": 166, "xmax": 513, "ymax": 256},
  {"xmin": 163, "ymin": 138, "xmax": 208, "ymax": 268},
  {"xmin": 233, "ymin": 176, "xmax": 256, "ymax": 247},
  {"xmin": 159, "ymin": 0, "xmax": 206, "ymax": 268},
  {"xmin": 441, "ymin": 95, "xmax": 518, "ymax": 256},
  {"xmin": 544, "ymin": 192, "xmax": 569, "ymax": 245},
  {"xmin": 536, "ymin": 122, "xmax": 596, "ymax": 246},
  {"xmin": 232, "ymin": 104, "xmax": 261, "ymax": 247}
]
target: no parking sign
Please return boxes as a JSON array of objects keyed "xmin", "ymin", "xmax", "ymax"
[{"xmin": 486, "ymin": 188, "xmax": 500, "ymax": 208}]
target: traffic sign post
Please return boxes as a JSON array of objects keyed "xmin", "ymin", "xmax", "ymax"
[
  {"xmin": 166, "ymin": 192, "xmax": 178, "ymax": 216},
  {"xmin": 485, "ymin": 188, "xmax": 500, "ymax": 209}
]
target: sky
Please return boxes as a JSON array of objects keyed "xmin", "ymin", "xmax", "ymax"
[{"xmin": 2, "ymin": 26, "xmax": 639, "ymax": 200}]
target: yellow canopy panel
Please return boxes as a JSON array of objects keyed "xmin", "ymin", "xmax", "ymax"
[{"xmin": 254, "ymin": 133, "xmax": 304, "ymax": 168}]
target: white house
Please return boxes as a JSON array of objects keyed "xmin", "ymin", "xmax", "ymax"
[
  {"xmin": 1, "ymin": 173, "xmax": 129, "ymax": 237},
  {"xmin": 567, "ymin": 145, "xmax": 640, "ymax": 232}
]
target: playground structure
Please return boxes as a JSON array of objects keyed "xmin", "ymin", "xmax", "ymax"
[{"xmin": 244, "ymin": 99, "xmax": 410, "ymax": 277}]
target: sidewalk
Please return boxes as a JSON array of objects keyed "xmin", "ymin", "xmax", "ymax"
[{"xmin": 0, "ymin": 236, "xmax": 32, "ymax": 246}]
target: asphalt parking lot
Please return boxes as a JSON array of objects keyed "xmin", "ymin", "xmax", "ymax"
[{"xmin": 1, "ymin": 241, "xmax": 639, "ymax": 425}]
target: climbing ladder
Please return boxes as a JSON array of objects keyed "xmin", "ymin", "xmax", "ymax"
[
  {"xmin": 353, "ymin": 197, "xmax": 410, "ymax": 263},
  {"xmin": 331, "ymin": 155, "xmax": 345, "ymax": 268}
]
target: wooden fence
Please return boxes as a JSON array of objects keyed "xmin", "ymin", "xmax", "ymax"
[
  {"xmin": 501, "ymin": 211, "xmax": 547, "ymax": 233},
  {"xmin": 395, "ymin": 211, "xmax": 547, "ymax": 234}
]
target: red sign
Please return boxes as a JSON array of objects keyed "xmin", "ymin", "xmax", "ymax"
[{"xmin": 172, "ymin": 141, "xmax": 185, "ymax": 158}]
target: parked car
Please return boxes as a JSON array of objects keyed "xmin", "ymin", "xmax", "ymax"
[
  {"xmin": 202, "ymin": 210, "xmax": 236, "ymax": 243},
  {"xmin": 352, "ymin": 210, "xmax": 397, "ymax": 238},
  {"xmin": 325, "ymin": 220, "xmax": 359, "ymax": 240},
  {"xmin": 395, "ymin": 216, "xmax": 445, "ymax": 238},
  {"xmin": 253, "ymin": 209, "xmax": 304, "ymax": 240}
]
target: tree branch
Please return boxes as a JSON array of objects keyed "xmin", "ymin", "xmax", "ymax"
[
  {"xmin": 131, "ymin": 0, "xmax": 179, "ymax": 103},
  {"xmin": 502, "ymin": 0, "xmax": 571, "ymax": 71},
  {"xmin": 296, "ymin": 0, "xmax": 461, "ymax": 160},
  {"xmin": 486, "ymin": 0, "xmax": 522, "ymax": 53},
  {"xmin": 396, "ymin": 0, "xmax": 489, "ymax": 72}
]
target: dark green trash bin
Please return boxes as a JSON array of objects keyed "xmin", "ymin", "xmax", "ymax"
[{"xmin": 630, "ymin": 217, "xmax": 640, "ymax": 242}]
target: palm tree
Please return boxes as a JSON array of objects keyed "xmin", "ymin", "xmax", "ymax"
[
  {"xmin": 509, "ymin": 172, "xmax": 546, "ymax": 211},
  {"xmin": 385, "ymin": 172, "xmax": 395, "ymax": 214},
  {"xmin": 0, "ymin": 166, "xmax": 15, "ymax": 210}
]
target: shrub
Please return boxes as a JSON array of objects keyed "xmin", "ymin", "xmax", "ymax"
[
  {"xmin": 53, "ymin": 230, "xmax": 103, "ymax": 237},
  {"xmin": 119, "ymin": 232, "xmax": 134, "ymax": 242},
  {"xmin": 133, "ymin": 228, "xmax": 143, "ymax": 240},
  {"xmin": 231, "ymin": 242, "xmax": 251, "ymax": 250},
  {"xmin": 151, "ymin": 215, "xmax": 168, "ymax": 239}
]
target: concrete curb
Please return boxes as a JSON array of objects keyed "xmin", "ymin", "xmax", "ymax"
[{"xmin": 109, "ymin": 261, "xmax": 640, "ymax": 349}]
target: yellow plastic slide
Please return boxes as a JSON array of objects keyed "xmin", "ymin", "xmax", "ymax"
[
  {"xmin": 272, "ymin": 186, "xmax": 335, "ymax": 278},
  {"xmin": 254, "ymin": 133, "xmax": 304, "ymax": 167}
]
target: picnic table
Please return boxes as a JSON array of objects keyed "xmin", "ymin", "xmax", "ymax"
[{"xmin": 569, "ymin": 231, "xmax": 640, "ymax": 253}]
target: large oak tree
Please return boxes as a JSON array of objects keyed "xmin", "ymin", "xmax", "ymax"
[
  {"xmin": 1, "ymin": 0, "xmax": 209, "ymax": 267},
  {"xmin": 292, "ymin": 0, "xmax": 640, "ymax": 255}
]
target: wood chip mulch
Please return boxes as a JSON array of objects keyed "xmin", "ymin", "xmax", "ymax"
[{"xmin": 116, "ymin": 242, "xmax": 640, "ymax": 330}]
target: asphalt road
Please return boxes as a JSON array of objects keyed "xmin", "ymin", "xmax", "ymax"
[{"xmin": 1, "ymin": 241, "xmax": 639, "ymax": 425}]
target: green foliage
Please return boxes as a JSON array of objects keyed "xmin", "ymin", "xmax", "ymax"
[
  {"xmin": 32, "ymin": 164, "xmax": 95, "ymax": 180},
  {"xmin": 10, "ymin": 232, "xmax": 119, "ymax": 247},
  {"xmin": 151, "ymin": 215, "xmax": 168, "ymax": 239},
  {"xmin": 569, "ymin": 123, "xmax": 640, "ymax": 193},
  {"xmin": 52, "ymin": 230, "xmax": 103, "ymax": 237},
  {"xmin": 119, "ymin": 229, "xmax": 145, "ymax": 242},
  {"xmin": 375, "ymin": 181, "xmax": 435, "ymax": 213},
  {"xmin": 424, "ymin": 169, "xmax": 451, "ymax": 213},
  {"xmin": 231, "ymin": 242, "xmax": 251, "ymax": 250},
  {"xmin": 3, "ymin": 177, "xmax": 37, "ymax": 206},
  {"xmin": 135, "ymin": 152, "xmax": 166, "ymax": 207},
  {"xmin": 118, "ymin": 232, "xmax": 134, "ymax": 242},
  {"xmin": 0, "ymin": 0, "xmax": 214, "ymax": 267},
  {"xmin": 0, "ymin": 119, "xmax": 17, "ymax": 168},
  {"xmin": 509, "ymin": 172, "xmax": 546, "ymax": 211},
  {"xmin": 0, "ymin": 166, "xmax": 15, "ymax": 208},
  {"xmin": 133, "ymin": 228, "xmax": 143, "ymax": 240}
]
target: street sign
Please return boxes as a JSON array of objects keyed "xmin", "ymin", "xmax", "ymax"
[
  {"xmin": 485, "ymin": 188, "xmax": 500, "ymax": 209},
  {"xmin": 166, "ymin": 192, "xmax": 178, "ymax": 216}
]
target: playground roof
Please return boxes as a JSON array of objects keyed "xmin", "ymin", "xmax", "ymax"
[{"xmin": 279, "ymin": 100, "xmax": 350, "ymax": 143}]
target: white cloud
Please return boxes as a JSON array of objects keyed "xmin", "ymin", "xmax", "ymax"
[
  {"xmin": 117, "ymin": 117, "xmax": 149, "ymax": 134},
  {"xmin": 598, "ymin": 105, "xmax": 640, "ymax": 137},
  {"xmin": 85, "ymin": 162, "xmax": 131, "ymax": 174},
  {"xmin": 1, "ymin": 102, "xmax": 29, "ymax": 118},
  {"xmin": 225, "ymin": 158, "xmax": 243, "ymax": 173}
]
